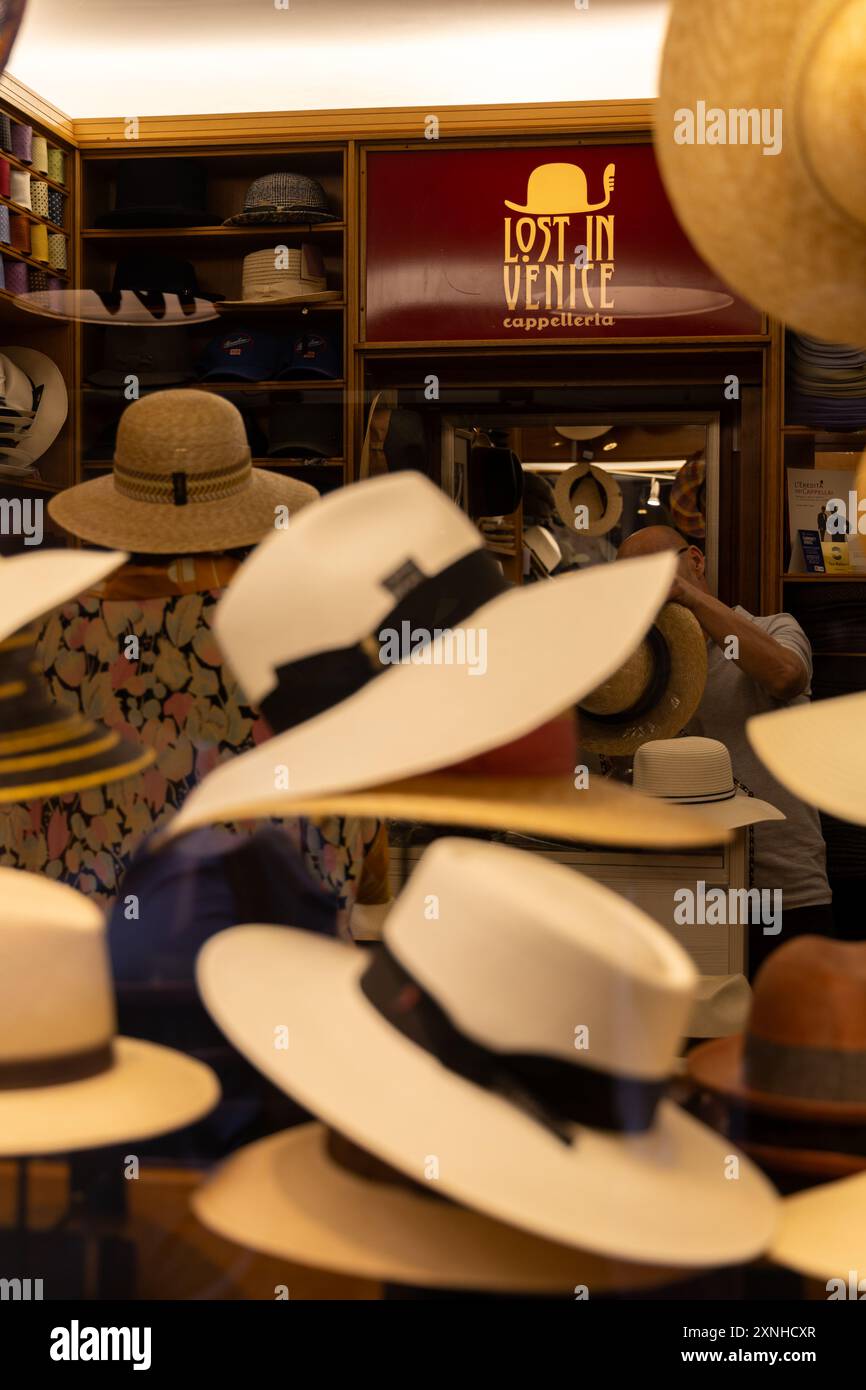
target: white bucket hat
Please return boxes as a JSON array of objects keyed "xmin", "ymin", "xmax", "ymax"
[
  {"xmin": 748, "ymin": 694, "xmax": 866, "ymax": 826},
  {"xmin": 193, "ymin": 1122, "xmax": 691, "ymax": 1293},
  {"xmin": 0, "ymin": 870, "xmax": 218, "ymax": 1155},
  {"xmin": 197, "ymin": 837, "xmax": 777, "ymax": 1267},
  {"xmin": 633, "ymin": 736, "xmax": 784, "ymax": 830},
  {"xmin": 166, "ymin": 473, "xmax": 719, "ymax": 846}
]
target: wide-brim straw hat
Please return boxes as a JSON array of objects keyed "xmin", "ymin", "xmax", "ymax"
[
  {"xmin": 0, "ymin": 870, "xmax": 218, "ymax": 1156},
  {"xmin": 578, "ymin": 604, "xmax": 708, "ymax": 755},
  {"xmin": 633, "ymin": 736, "xmax": 784, "ymax": 831},
  {"xmin": 554, "ymin": 460, "xmax": 623, "ymax": 537},
  {"xmin": 197, "ymin": 838, "xmax": 777, "ymax": 1266},
  {"xmin": 193, "ymin": 1122, "xmax": 691, "ymax": 1293},
  {"xmin": 657, "ymin": 0, "xmax": 866, "ymax": 347},
  {"xmin": 48, "ymin": 389, "xmax": 318, "ymax": 553},
  {"xmin": 747, "ymin": 692, "xmax": 866, "ymax": 827},
  {"xmin": 769, "ymin": 1172, "xmax": 866, "ymax": 1283}
]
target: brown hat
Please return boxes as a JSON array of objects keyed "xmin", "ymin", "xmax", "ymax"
[
  {"xmin": 689, "ymin": 938, "xmax": 866, "ymax": 1178},
  {"xmin": 554, "ymin": 459, "xmax": 623, "ymax": 538},
  {"xmin": 48, "ymin": 390, "xmax": 318, "ymax": 553},
  {"xmin": 578, "ymin": 603, "xmax": 707, "ymax": 754}
]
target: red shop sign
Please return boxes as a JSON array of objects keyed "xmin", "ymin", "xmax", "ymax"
[{"xmin": 364, "ymin": 144, "xmax": 761, "ymax": 343}]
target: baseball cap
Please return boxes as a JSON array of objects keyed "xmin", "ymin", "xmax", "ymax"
[
  {"xmin": 278, "ymin": 330, "xmax": 340, "ymax": 381},
  {"xmin": 197, "ymin": 329, "xmax": 282, "ymax": 382}
]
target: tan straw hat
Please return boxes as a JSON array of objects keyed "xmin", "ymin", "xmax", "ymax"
[
  {"xmin": 0, "ymin": 869, "xmax": 218, "ymax": 1155},
  {"xmin": 748, "ymin": 691, "xmax": 866, "ymax": 826},
  {"xmin": 48, "ymin": 389, "xmax": 318, "ymax": 552},
  {"xmin": 217, "ymin": 245, "xmax": 341, "ymax": 309},
  {"xmin": 657, "ymin": 0, "xmax": 866, "ymax": 347},
  {"xmin": 554, "ymin": 459, "xmax": 623, "ymax": 537},
  {"xmin": 633, "ymin": 736, "xmax": 784, "ymax": 830},
  {"xmin": 578, "ymin": 603, "xmax": 708, "ymax": 754}
]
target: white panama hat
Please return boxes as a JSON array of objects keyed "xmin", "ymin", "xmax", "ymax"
[
  {"xmin": 197, "ymin": 837, "xmax": 777, "ymax": 1267},
  {"xmin": 770, "ymin": 1172, "xmax": 866, "ymax": 1284},
  {"xmin": 169, "ymin": 472, "xmax": 685, "ymax": 841},
  {"xmin": 0, "ymin": 870, "xmax": 218, "ymax": 1155},
  {"xmin": 0, "ymin": 347, "xmax": 68, "ymax": 469},
  {"xmin": 748, "ymin": 694, "xmax": 866, "ymax": 827},
  {"xmin": 633, "ymin": 736, "xmax": 784, "ymax": 830},
  {"xmin": 0, "ymin": 548, "xmax": 128, "ymax": 644}
]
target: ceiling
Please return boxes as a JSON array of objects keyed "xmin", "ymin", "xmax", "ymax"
[{"xmin": 8, "ymin": 0, "xmax": 670, "ymax": 118}]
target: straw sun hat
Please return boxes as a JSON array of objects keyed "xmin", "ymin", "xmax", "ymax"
[
  {"xmin": 0, "ymin": 869, "xmax": 218, "ymax": 1155},
  {"xmin": 657, "ymin": 0, "xmax": 866, "ymax": 347},
  {"xmin": 166, "ymin": 472, "xmax": 728, "ymax": 850},
  {"xmin": 633, "ymin": 736, "xmax": 783, "ymax": 832},
  {"xmin": 48, "ymin": 390, "xmax": 317, "ymax": 552},
  {"xmin": 554, "ymin": 459, "xmax": 623, "ymax": 538},
  {"xmin": 747, "ymin": 691, "xmax": 866, "ymax": 827},
  {"xmin": 197, "ymin": 837, "xmax": 777, "ymax": 1268}
]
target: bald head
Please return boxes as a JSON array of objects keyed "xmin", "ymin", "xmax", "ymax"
[{"xmin": 617, "ymin": 525, "xmax": 685, "ymax": 560}]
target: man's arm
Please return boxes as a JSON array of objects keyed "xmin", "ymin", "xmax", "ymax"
[{"xmin": 669, "ymin": 578, "xmax": 809, "ymax": 702}]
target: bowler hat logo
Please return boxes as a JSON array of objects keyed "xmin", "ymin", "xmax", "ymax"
[{"xmin": 502, "ymin": 161, "xmax": 617, "ymax": 335}]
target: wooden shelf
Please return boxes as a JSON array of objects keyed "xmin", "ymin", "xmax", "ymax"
[
  {"xmin": 0, "ymin": 242, "xmax": 69, "ymax": 280},
  {"xmin": 783, "ymin": 573, "xmax": 866, "ymax": 582},
  {"xmin": 0, "ymin": 473, "xmax": 62, "ymax": 492},
  {"xmin": 0, "ymin": 194, "xmax": 66, "ymax": 235},
  {"xmin": 214, "ymin": 299, "xmax": 344, "ymax": 315},
  {"xmin": 84, "ymin": 380, "xmax": 344, "ymax": 395},
  {"xmin": 82, "ymin": 223, "xmax": 344, "ymax": 239},
  {"xmin": 0, "ymin": 145, "xmax": 68, "ymax": 194}
]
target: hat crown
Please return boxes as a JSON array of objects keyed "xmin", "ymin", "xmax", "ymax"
[
  {"xmin": 215, "ymin": 473, "xmax": 481, "ymax": 707},
  {"xmin": 0, "ymin": 871, "xmax": 115, "ymax": 1064},
  {"xmin": 750, "ymin": 937, "xmax": 866, "ymax": 1052},
  {"xmin": 114, "ymin": 390, "xmax": 248, "ymax": 479},
  {"xmin": 242, "ymin": 172, "xmax": 329, "ymax": 212},
  {"xmin": 633, "ymin": 737, "xmax": 735, "ymax": 803},
  {"xmin": 385, "ymin": 838, "xmax": 697, "ymax": 1081}
]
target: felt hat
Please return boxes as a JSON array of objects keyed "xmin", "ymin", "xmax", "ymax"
[
  {"xmin": 0, "ymin": 346, "xmax": 68, "ymax": 468},
  {"xmin": 217, "ymin": 245, "xmax": 340, "ymax": 309},
  {"xmin": 577, "ymin": 603, "xmax": 708, "ymax": 754},
  {"xmin": 164, "ymin": 472, "xmax": 719, "ymax": 840},
  {"xmin": 689, "ymin": 938, "xmax": 866, "ymax": 1178},
  {"xmin": 657, "ymin": 0, "xmax": 866, "ymax": 348},
  {"xmin": 223, "ymin": 172, "xmax": 337, "ymax": 227},
  {"xmin": 632, "ymin": 736, "xmax": 784, "ymax": 831},
  {"xmin": 554, "ymin": 459, "xmax": 623, "ymax": 538},
  {"xmin": 0, "ymin": 869, "xmax": 218, "ymax": 1156},
  {"xmin": 747, "ymin": 691, "xmax": 866, "ymax": 827},
  {"xmin": 49, "ymin": 390, "xmax": 317, "ymax": 552},
  {"xmin": 769, "ymin": 1172, "xmax": 866, "ymax": 1284},
  {"xmin": 196, "ymin": 837, "xmax": 777, "ymax": 1266},
  {"xmin": 193, "ymin": 1122, "xmax": 690, "ymax": 1293},
  {"xmin": 96, "ymin": 158, "xmax": 220, "ymax": 229}
]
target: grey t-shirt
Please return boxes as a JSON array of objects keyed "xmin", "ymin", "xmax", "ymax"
[{"xmin": 686, "ymin": 608, "xmax": 831, "ymax": 909}]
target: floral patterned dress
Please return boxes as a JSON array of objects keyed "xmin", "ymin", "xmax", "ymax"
[{"xmin": 0, "ymin": 554, "xmax": 381, "ymax": 938}]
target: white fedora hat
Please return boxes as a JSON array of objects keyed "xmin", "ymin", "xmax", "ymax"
[
  {"xmin": 748, "ymin": 695, "xmax": 866, "ymax": 826},
  {"xmin": 217, "ymin": 245, "xmax": 341, "ymax": 309},
  {"xmin": 657, "ymin": 0, "xmax": 866, "ymax": 348},
  {"xmin": 633, "ymin": 736, "xmax": 784, "ymax": 830},
  {"xmin": 197, "ymin": 838, "xmax": 777, "ymax": 1266},
  {"xmin": 0, "ymin": 347, "xmax": 68, "ymax": 467},
  {"xmin": 770, "ymin": 1172, "xmax": 866, "ymax": 1284},
  {"xmin": 193, "ymin": 1122, "xmax": 691, "ymax": 1293},
  {"xmin": 168, "ymin": 472, "xmax": 681, "ymax": 839},
  {"xmin": 0, "ymin": 869, "xmax": 219, "ymax": 1155},
  {"xmin": 0, "ymin": 548, "xmax": 128, "ymax": 644}
]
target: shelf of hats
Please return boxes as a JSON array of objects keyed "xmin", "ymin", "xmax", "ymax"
[
  {"xmin": 77, "ymin": 149, "xmax": 346, "ymax": 495},
  {"xmin": 0, "ymin": 101, "xmax": 73, "ymax": 515}
]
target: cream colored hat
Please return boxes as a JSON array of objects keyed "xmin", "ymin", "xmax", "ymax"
[
  {"xmin": 217, "ymin": 245, "xmax": 341, "ymax": 309},
  {"xmin": 0, "ymin": 347, "xmax": 68, "ymax": 468},
  {"xmin": 193, "ymin": 1122, "xmax": 691, "ymax": 1293},
  {"xmin": 657, "ymin": 0, "xmax": 866, "ymax": 347},
  {"xmin": 523, "ymin": 523, "xmax": 561, "ymax": 576},
  {"xmin": 197, "ymin": 838, "xmax": 778, "ymax": 1268},
  {"xmin": 0, "ymin": 549, "xmax": 128, "ymax": 644},
  {"xmin": 48, "ymin": 389, "xmax": 318, "ymax": 552},
  {"xmin": 0, "ymin": 870, "xmax": 218, "ymax": 1155},
  {"xmin": 748, "ymin": 694, "xmax": 866, "ymax": 826},
  {"xmin": 770, "ymin": 1172, "xmax": 866, "ymax": 1284},
  {"xmin": 688, "ymin": 975, "xmax": 752, "ymax": 1039},
  {"xmin": 578, "ymin": 604, "xmax": 708, "ymax": 755},
  {"xmin": 633, "ymin": 736, "xmax": 785, "ymax": 830},
  {"xmin": 554, "ymin": 459, "xmax": 623, "ymax": 537},
  {"xmin": 165, "ymin": 472, "xmax": 711, "ymax": 842}
]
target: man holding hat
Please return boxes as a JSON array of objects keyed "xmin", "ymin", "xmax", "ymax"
[{"xmin": 617, "ymin": 525, "xmax": 831, "ymax": 974}]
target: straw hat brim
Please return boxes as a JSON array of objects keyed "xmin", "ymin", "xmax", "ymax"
[
  {"xmin": 192, "ymin": 1123, "xmax": 690, "ymax": 1293},
  {"xmin": 196, "ymin": 927, "xmax": 777, "ymax": 1266},
  {"xmin": 48, "ymin": 467, "xmax": 318, "ymax": 553},
  {"xmin": 554, "ymin": 462, "xmax": 623, "ymax": 538},
  {"xmin": 579, "ymin": 604, "xmax": 708, "ymax": 755},
  {"xmin": 656, "ymin": 0, "xmax": 866, "ymax": 346},
  {"xmin": 0, "ymin": 550, "xmax": 127, "ymax": 644},
  {"xmin": 165, "ymin": 769, "xmax": 731, "ymax": 848},
  {"xmin": 216, "ymin": 289, "xmax": 341, "ymax": 310},
  {"xmin": 770, "ymin": 1172, "xmax": 866, "ymax": 1281},
  {"xmin": 0, "ymin": 1036, "xmax": 219, "ymax": 1156},
  {"xmin": 650, "ymin": 789, "xmax": 784, "ymax": 831},
  {"xmin": 748, "ymin": 693, "xmax": 866, "ymax": 826},
  {"xmin": 688, "ymin": 1034, "xmax": 866, "ymax": 1123}
]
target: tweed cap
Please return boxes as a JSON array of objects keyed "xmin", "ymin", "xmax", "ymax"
[
  {"xmin": 224, "ymin": 172, "xmax": 336, "ymax": 226},
  {"xmin": 48, "ymin": 389, "xmax": 319, "ymax": 552}
]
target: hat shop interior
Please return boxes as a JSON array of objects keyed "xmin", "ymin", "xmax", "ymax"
[{"xmin": 0, "ymin": 0, "xmax": 865, "ymax": 1339}]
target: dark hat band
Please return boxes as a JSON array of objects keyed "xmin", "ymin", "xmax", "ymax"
[
  {"xmin": 578, "ymin": 622, "xmax": 672, "ymax": 726},
  {"xmin": 0, "ymin": 1042, "xmax": 114, "ymax": 1090},
  {"xmin": 746, "ymin": 1034, "xmax": 866, "ymax": 1105},
  {"xmin": 113, "ymin": 452, "xmax": 251, "ymax": 506}
]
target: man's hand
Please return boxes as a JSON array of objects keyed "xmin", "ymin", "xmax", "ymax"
[{"xmin": 668, "ymin": 574, "xmax": 702, "ymax": 609}]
